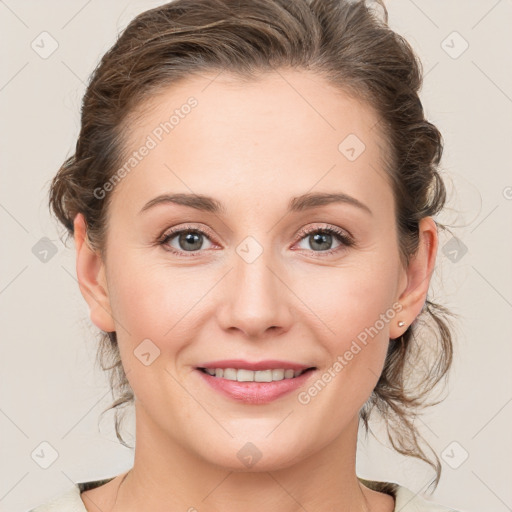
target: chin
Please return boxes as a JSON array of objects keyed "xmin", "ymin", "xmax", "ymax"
[{"xmin": 197, "ymin": 441, "xmax": 305, "ymax": 473}]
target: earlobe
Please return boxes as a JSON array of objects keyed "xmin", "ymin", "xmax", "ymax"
[
  {"xmin": 73, "ymin": 213, "xmax": 116, "ymax": 332},
  {"xmin": 390, "ymin": 217, "xmax": 438, "ymax": 339}
]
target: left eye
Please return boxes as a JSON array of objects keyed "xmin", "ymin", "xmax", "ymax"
[{"xmin": 295, "ymin": 227, "xmax": 352, "ymax": 253}]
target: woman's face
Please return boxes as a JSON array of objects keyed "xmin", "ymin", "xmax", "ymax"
[{"xmin": 77, "ymin": 70, "xmax": 432, "ymax": 471}]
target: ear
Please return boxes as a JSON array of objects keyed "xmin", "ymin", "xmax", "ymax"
[
  {"xmin": 390, "ymin": 216, "xmax": 438, "ymax": 340},
  {"xmin": 73, "ymin": 213, "xmax": 116, "ymax": 332}
]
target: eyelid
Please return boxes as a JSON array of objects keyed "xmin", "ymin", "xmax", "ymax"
[
  {"xmin": 159, "ymin": 222, "xmax": 217, "ymax": 243},
  {"xmin": 294, "ymin": 223, "xmax": 354, "ymax": 245}
]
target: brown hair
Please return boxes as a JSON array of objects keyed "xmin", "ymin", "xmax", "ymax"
[{"xmin": 49, "ymin": 0, "xmax": 454, "ymax": 490}]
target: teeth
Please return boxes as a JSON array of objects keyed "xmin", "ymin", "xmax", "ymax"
[{"xmin": 202, "ymin": 367, "xmax": 307, "ymax": 382}]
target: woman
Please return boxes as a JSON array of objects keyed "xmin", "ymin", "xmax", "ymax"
[{"xmin": 31, "ymin": 0, "xmax": 459, "ymax": 510}]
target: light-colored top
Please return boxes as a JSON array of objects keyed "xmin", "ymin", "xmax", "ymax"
[{"xmin": 29, "ymin": 476, "xmax": 460, "ymax": 511}]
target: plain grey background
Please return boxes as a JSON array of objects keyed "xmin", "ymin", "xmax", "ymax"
[{"xmin": 1, "ymin": 1, "xmax": 511, "ymax": 511}]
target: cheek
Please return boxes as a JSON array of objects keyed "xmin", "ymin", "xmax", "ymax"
[
  {"xmin": 105, "ymin": 254, "xmax": 219, "ymax": 385},
  {"xmin": 296, "ymin": 259, "xmax": 398, "ymax": 395},
  {"xmin": 107, "ymin": 256, "xmax": 195, "ymax": 336},
  {"xmin": 298, "ymin": 259, "xmax": 399, "ymax": 340},
  {"xmin": 105, "ymin": 258, "xmax": 197, "ymax": 407},
  {"xmin": 295, "ymin": 282, "xmax": 395, "ymax": 446}
]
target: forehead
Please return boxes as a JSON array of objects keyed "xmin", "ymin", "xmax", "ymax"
[{"xmin": 112, "ymin": 69, "xmax": 393, "ymax": 218}]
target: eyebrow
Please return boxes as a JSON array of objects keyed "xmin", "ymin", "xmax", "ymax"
[{"xmin": 139, "ymin": 191, "xmax": 372, "ymax": 216}]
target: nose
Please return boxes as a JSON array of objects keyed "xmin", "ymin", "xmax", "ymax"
[{"xmin": 217, "ymin": 247, "xmax": 294, "ymax": 340}]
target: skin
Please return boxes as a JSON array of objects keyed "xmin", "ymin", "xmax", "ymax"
[{"xmin": 74, "ymin": 69, "xmax": 437, "ymax": 512}]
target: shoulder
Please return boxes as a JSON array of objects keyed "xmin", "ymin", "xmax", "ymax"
[
  {"xmin": 28, "ymin": 478, "xmax": 114, "ymax": 512},
  {"xmin": 394, "ymin": 484, "xmax": 461, "ymax": 511},
  {"xmin": 28, "ymin": 485, "xmax": 84, "ymax": 512},
  {"xmin": 360, "ymin": 478, "xmax": 462, "ymax": 512}
]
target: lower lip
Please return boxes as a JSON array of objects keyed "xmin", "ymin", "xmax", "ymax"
[{"xmin": 196, "ymin": 368, "xmax": 316, "ymax": 404}]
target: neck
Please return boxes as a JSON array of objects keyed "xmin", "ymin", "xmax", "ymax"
[{"xmin": 114, "ymin": 401, "xmax": 377, "ymax": 512}]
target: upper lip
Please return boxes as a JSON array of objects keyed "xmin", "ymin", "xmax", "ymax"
[{"xmin": 196, "ymin": 359, "xmax": 315, "ymax": 371}]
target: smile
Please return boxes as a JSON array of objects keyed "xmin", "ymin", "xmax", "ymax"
[{"xmin": 195, "ymin": 367, "xmax": 317, "ymax": 404}]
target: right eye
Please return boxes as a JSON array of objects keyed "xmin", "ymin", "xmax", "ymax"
[{"xmin": 158, "ymin": 224, "xmax": 218, "ymax": 257}]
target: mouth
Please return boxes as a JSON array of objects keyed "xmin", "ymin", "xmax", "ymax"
[{"xmin": 194, "ymin": 365, "xmax": 317, "ymax": 404}]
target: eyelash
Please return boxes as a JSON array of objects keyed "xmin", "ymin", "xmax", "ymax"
[
  {"xmin": 157, "ymin": 223, "xmax": 355, "ymax": 258},
  {"xmin": 295, "ymin": 225, "xmax": 355, "ymax": 257}
]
